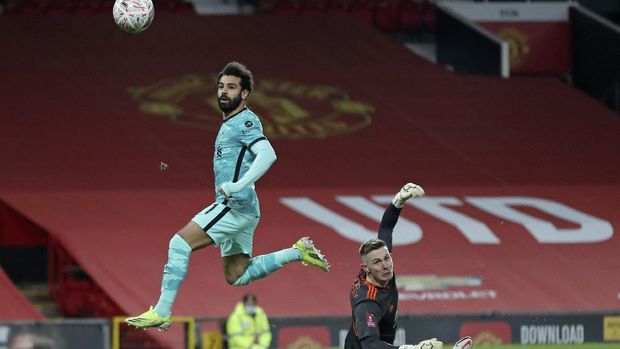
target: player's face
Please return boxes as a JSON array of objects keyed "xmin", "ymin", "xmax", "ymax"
[
  {"xmin": 217, "ymin": 75, "xmax": 248, "ymax": 114},
  {"xmin": 362, "ymin": 246, "xmax": 393, "ymax": 287}
]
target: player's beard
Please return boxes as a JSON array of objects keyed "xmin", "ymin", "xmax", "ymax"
[{"xmin": 218, "ymin": 93, "xmax": 243, "ymax": 113}]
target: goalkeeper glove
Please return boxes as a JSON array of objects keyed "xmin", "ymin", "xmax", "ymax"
[
  {"xmin": 399, "ymin": 338, "xmax": 443, "ymax": 349},
  {"xmin": 392, "ymin": 183, "xmax": 425, "ymax": 208}
]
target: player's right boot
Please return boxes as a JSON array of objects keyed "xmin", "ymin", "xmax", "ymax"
[
  {"xmin": 392, "ymin": 182, "xmax": 425, "ymax": 208},
  {"xmin": 293, "ymin": 236, "xmax": 330, "ymax": 272},
  {"xmin": 125, "ymin": 306, "xmax": 172, "ymax": 331},
  {"xmin": 452, "ymin": 336, "xmax": 473, "ymax": 349}
]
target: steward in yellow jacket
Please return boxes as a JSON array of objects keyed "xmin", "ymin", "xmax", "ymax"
[{"xmin": 226, "ymin": 294, "xmax": 272, "ymax": 349}]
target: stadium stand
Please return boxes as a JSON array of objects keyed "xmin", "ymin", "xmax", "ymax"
[
  {"xmin": 1, "ymin": 0, "xmax": 193, "ymax": 14},
  {"xmin": 256, "ymin": 0, "xmax": 436, "ymax": 33},
  {"xmin": 1, "ymin": 2, "xmax": 620, "ymax": 331},
  {"xmin": 0, "ymin": 268, "xmax": 44, "ymax": 320}
]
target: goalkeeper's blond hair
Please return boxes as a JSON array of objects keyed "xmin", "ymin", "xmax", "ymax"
[{"xmin": 359, "ymin": 238, "xmax": 387, "ymax": 256}]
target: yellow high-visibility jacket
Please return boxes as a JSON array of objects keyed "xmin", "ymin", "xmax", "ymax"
[{"xmin": 226, "ymin": 302, "xmax": 272, "ymax": 349}]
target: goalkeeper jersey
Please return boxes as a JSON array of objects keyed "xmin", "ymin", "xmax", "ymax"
[
  {"xmin": 345, "ymin": 274, "xmax": 399, "ymax": 349},
  {"xmin": 345, "ymin": 203, "xmax": 404, "ymax": 349}
]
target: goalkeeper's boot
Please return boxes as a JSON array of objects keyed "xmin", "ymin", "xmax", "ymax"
[
  {"xmin": 452, "ymin": 336, "xmax": 473, "ymax": 349},
  {"xmin": 392, "ymin": 182, "xmax": 425, "ymax": 208},
  {"xmin": 125, "ymin": 306, "xmax": 172, "ymax": 331},
  {"xmin": 293, "ymin": 237, "xmax": 330, "ymax": 272}
]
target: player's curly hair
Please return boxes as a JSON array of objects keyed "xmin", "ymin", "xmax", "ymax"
[
  {"xmin": 218, "ymin": 61, "xmax": 254, "ymax": 93},
  {"xmin": 359, "ymin": 238, "xmax": 387, "ymax": 256}
]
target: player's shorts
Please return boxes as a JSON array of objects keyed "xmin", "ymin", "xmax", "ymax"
[{"xmin": 191, "ymin": 202, "xmax": 259, "ymax": 257}]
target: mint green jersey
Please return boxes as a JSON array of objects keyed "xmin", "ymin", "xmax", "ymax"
[{"xmin": 214, "ymin": 108, "xmax": 267, "ymax": 217}]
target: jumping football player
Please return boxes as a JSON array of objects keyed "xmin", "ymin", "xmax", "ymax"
[{"xmin": 125, "ymin": 62, "xmax": 330, "ymax": 330}]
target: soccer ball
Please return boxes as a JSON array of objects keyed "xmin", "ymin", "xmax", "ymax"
[{"xmin": 112, "ymin": 0, "xmax": 154, "ymax": 34}]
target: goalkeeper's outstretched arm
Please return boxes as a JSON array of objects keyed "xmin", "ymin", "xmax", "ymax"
[
  {"xmin": 377, "ymin": 183, "xmax": 425, "ymax": 252},
  {"xmin": 377, "ymin": 204, "xmax": 400, "ymax": 253}
]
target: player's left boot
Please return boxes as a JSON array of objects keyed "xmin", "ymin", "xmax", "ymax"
[
  {"xmin": 392, "ymin": 182, "xmax": 425, "ymax": 208},
  {"xmin": 452, "ymin": 336, "xmax": 473, "ymax": 349},
  {"xmin": 293, "ymin": 236, "xmax": 330, "ymax": 272},
  {"xmin": 125, "ymin": 306, "xmax": 172, "ymax": 331}
]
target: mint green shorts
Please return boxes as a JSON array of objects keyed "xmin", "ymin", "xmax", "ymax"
[{"xmin": 191, "ymin": 203, "xmax": 259, "ymax": 257}]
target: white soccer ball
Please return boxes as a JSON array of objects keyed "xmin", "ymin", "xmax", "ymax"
[{"xmin": 113, "ymin": 0, "xmax": 154, "ymax": 34}]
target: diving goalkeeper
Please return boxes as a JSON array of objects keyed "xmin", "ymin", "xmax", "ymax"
[{"xmin": 345, "ymin": 183, "xmax": 473, "ymax": 349}]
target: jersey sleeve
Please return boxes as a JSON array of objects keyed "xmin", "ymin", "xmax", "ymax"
[
  {"xmin": 377, "ymin": 204, "xmax": 402, "ymax": 252},
  {"xmin": 220, "ymin": 137, "xmax": 277, "ymax": 194},
  {"xmin": 352, "ymin": 300, "xmax": 399, "ymax": 349},
  {"xmin": 236, "ymin": 114, "xmax": 267, "ymax": 147},
  {"xmin": 352, "ymin": 300, "xmax": 383, "ymax": 342}
]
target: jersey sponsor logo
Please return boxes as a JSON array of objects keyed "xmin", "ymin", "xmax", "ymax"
[
  {"xmin": 366, "ymin": 313, "xmax": 377, "ymax": 328},
  {"xmin": 216, "ymin": 145, "xmax": 222, "ymax": 158},
  {"xmin": 127, "ymin": 75, "xmax": 374, "ymax": 139},
  {"xmin": 242, "ymin": 120, "xmax": 256, "ymax": 134}
]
